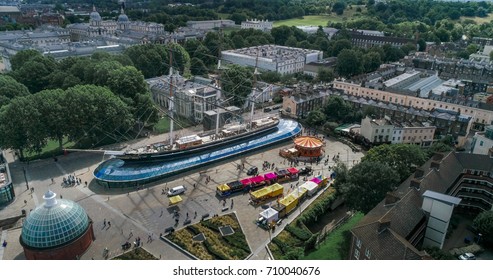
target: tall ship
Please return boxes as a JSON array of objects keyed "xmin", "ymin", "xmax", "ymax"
[{"xmin": 117, "ymin": 53, "xmax": 279, "ymax": 162}]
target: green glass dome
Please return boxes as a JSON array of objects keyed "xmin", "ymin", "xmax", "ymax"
[{"xmin": 21, "ymin": 191, "xmax": 89, "ymax": 249}]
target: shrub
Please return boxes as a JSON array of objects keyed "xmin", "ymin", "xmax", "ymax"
[{"xmin": 285, "ymin": 224, "xmax": 312, "ymax": 241}]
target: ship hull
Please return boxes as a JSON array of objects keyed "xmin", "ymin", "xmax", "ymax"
[{"xmin": 118, "ymin": 120, "xmax": 279, "ymax": 162}]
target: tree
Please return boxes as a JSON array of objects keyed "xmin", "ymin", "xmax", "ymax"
[
  {"xmin": 473, "ymin": 211, "xmax": 493, "ymax": 244},
  {"xmin": 62, "ymin": 85, "xmax": 134, "ymax": 146},
  {"xmin": 33, "ymin": 89, "xmax": 67, "ymax": 150},
  {"xmin": 166, "ymin": 43, "xmax": 191, "ymax": 76},
  {"xmin": 362, "ymin": 144, "xmax": 427, "ymax": 182},
  {"xmin": 339, "ymin": 161, "xmax": 400, "ymax": 213},
  {"xmin": 362, "ymin": 52, "xmax": 382, "ymax": 72},
  {"xmin": 271, "ymin": 26, "xmax": 294, "ymax": 45},
  {"xmin": 324, "ymin": 95, "xmax": 352, "ymax": 122},
  {"xmin": 12, "ymin": 56, "xmax": 58, "ymax": 93},
  {"xmin": 230, "ymin": 12, "xmax": 247, "ymax": 24},
  {"xmin": 305, "ymin": 109, "xmax": 326, "ymax": 126},
  {"xmin": 221, "ymin": 65, "xmax": 253, "ymax": 107},
  {"xmin": 317, "ymin": 68, "xmax": 334, "ymax": 83},
  {"xmin": 190, "ymin": 57, "xmax": 209, "ymax": 76},
  {"xmin": 0, "ymin": 96, "xmax": 45, "ymax": 157},
  {"xmin": 331, "ymin": 39, "xmax": 352, "ymax": 57},
  {"xmin": 332, "ymin": 2, "xmax": 347, "ymax": 15},
  {"xmin": 336, "ymin": 49, "xmax": 363, "ymax": 78},
  {"xmin": 0, "ymin": 75, "xmax": 30, "ymax": 107},
  {"xmin": 9, "ymin": 49, "xmax": 43, "ymax": 71}
]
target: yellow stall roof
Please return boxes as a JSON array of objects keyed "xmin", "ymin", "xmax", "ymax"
[
  {"xmin": 216, "ymin": 184, "xmax": 231, "ymax": 192},
  {"xmin": 279, "ymin": 187, "xmax": 307, "ymax": 206},
  {"xmin": 251, "ymin": 183, "xmax": 284, "ymax": 199},
  {"xmin": 169, "ymin": 195, "xmax": 183, "ymax": 205}
]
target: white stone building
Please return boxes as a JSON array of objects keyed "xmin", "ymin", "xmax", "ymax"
[
  {"xmin": 148, "ymin": 74, "xmax": 220, "ymax": 123},
  {"xmin": 186, "ymin": 20, "xmax": 235, "ymax": 30},
  {"xmin": 360, "ymin": 116, "xmax": 394, "ymax": 144},
  {"xmin": 221, "ymin": 45, "xmax": 323, "ymax": 75},
  {"xmin": 471, "ymin": 125, "xmax": 493, "ymax": 155},
  {"xmin": 241, "ymin": 19, "xmax": 273, "ymax": 32}
]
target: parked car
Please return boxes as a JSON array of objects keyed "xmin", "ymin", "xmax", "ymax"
[
  {"xmin": 167, "ymin": 185, "xmax": 186, "ymax": 197},
  {"xmin": 263, "ymin": 107, "xmax": 272, "ymax": 112},
  {"xmin": 299, "ymin": 166, "xmax": 312, "ymax": 176},
  {"xmin": 247, "ymin": 166, "xmax": 258, "ymax": 176},
  {"xmin": 458, "ymin": 253, "xmax": 476, "ymax": 260}
]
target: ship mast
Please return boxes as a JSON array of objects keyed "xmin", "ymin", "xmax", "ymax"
[
  {"xmin": 249, "ymin": 54, "xmax": 260, "ymax": 130},
  {"xmin": 215, "ymin": 28, "xmax": 223, "ymax": 135},
  {"xmin": 168, "ymin": 51, "xmax": 174, "ymax": 147}
]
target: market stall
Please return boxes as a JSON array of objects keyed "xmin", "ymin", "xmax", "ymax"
[
  {"xmin": 287, "ymin": 167, "xmax": 299, "ymax": 179},
  {"xmin": 250, "ymin": 183, "xmax": 284, "ymax": 204}
]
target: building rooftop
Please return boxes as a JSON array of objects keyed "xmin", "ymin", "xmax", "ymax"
[
  {"xmin": 351, "ymin": 151, "xmax": 492, "ymax": 259},
  {"xmin": 20, "ymin": 190, "xmax": 90, "ymax": 249}
]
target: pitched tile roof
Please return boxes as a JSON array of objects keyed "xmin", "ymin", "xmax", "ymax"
[{"xmin": 351, "ymin": 151, "xmax": 492, "ymax": 259}]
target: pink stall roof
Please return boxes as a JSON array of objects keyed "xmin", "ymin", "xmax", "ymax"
[
  {"xmin": 240, "ymin": 178, "xmax": 252, "ymax": 186},
  {"xmin": 287, "ymin": 167, "xmax": 299, "ymax": 174},
  {"xmin": 264, "ymin": 173, "xmax": 277, "ymax": 180},
  {"xmin": 310, "ymin": 177, "xmax": 322, "ymax": 184},
  {"xmin": 250, "ymin": 175, "xmax": 265, "ymax": 183}
]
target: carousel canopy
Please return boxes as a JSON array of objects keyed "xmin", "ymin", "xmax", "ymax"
[{"xmin": 294, "ymin": 136, "xmax": 323, "ymax": 149}]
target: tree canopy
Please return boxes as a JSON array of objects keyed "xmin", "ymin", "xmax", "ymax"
[
  {"xmin": 362, "ymin": 144, "xmax": 428, "ymax": 182},
  {"xmin": 338, "ymin": 161, "xmax": 400, "ymax": 214}
]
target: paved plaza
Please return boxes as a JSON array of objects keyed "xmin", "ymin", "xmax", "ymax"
[{"xmin": 0, "ymin": 124, "xmax": 364, "ymax": 260}]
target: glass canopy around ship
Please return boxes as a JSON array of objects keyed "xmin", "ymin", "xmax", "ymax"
[
  {"xmin": 21, "ymin": 191, "xmax": 90, "ymax": 249},
  {"xmin": 93, "ymin": 119, "xmax": 301, "ymax": 185}
]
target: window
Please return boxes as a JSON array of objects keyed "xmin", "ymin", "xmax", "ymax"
[
  {"xmin": 398, "ymin": 137, "xmax": 400, "ymax": 140},
  {"xmin": 354, "ymin": 249, "xmax": 360, "ymax": 260},
  {"xmin": 365, "ymin": 248, "xmax": 371, "ymax": 259},
  {"xmin": 387, "ymin": 129, "xmax": 390, "ymax": 133},
  {"xmin": 424, "ymin": 136, "xmax": 427, "ymax": 139},
  {"xmin": 393, "ymin": 137, "xmax": 395, "ymax": 141},
  {"xmin": 356, "ymin": 238, "xmax": 362, "ymax": 248}
]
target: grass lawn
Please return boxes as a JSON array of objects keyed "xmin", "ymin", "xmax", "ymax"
[
  {"xmin": 24, "ymin": 137, "xmax": 75, "ymax": 160},
  {"xmin": 461, "ymin": 14, "xmax": 493, "ymax": 24},
  {"xmin": 274, "ymin": 6, "xmax": 367, "ymax": 27},
  {"xmin": 153, "ymin": 117, "xmax": 171, "ymax": 134},
  {"xmin": 302, "ymin": 212, "xmax": 363, "ymax": 260},
  {"xmin": 217, "ymin": 13, "xmax": 230, "ymax": 20}
]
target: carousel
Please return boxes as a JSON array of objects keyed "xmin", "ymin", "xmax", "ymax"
[{"xmin": 293, "ymin": 136, "xmax": 324, "ymax": 158}]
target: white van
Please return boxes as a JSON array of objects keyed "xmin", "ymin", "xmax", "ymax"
[{"xmin": 167, "ymin": 185, "xmax": 186, "ymax": 196}]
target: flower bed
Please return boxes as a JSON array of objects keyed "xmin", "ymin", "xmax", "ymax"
[{"xmin": 167, "ymin": 213, "xmax": 251, "ymax": 260}]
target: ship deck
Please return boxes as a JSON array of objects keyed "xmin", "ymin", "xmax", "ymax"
[{"xmin": 93, "ymin": 119, "xmax": 301, "ymax": 186}]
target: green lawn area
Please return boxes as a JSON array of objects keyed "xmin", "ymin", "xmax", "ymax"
[
  {"xmin": 24, "ymin": 137, "xmax": 75, "ymax": 160},
  {"xmin": 218, "ymin": 13, "xmax": 230, "ymax": 20},
  {"xmin": 302, "ymin": 212, "xmax": 364, "ymax": 260},
  {"xmin": 461, "ymin": 13, "xmax": 493, "ymax": 24},
  {"xmin": 153, "ymin": 117, "xmax": 171, "ymax": 134},
  {"xmin": 274, "ymin": 7, "xmax": 367, "ymax": 27}
]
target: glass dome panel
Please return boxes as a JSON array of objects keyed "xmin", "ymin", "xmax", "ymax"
[{"xmin": 21, "ymin": 198, "xmax": 89, "ymax": 249}]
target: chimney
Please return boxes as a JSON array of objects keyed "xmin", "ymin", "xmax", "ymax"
[
  {"xmin": 384, "ymin": 192, "xmax": 400, "ymax": 206},
  {"xmin": 378, "ymin": 220, "xmax": 391, "ymax": 234},
  {"xmin": 432, "ymin": 152, "xmax": 444, "ymax": 161},
  {"xmin": 414, "ymin": 168, "xmax": 425, "ymax": 178},
  {"xmin": 430, "ymin": 161, "xmax": 440, "ymax": 170},
  {"xmin": 410, "ymin": 179, "xmax": 421, "ymax": 190}
]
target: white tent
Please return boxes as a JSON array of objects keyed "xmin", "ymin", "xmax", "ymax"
[
  {"xmin": 301, "ymin": 181, "xmax": 318, "ymax": 196},
  {"xmin": 259, "ymin": 207, "xmax": 279, "ymax": 223}
]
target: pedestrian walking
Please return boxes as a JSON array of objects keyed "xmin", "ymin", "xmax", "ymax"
[
  {"xmin": 51, "ymin": 178, "xmax": 54, "ymax": 184},
  {"xmin": 108, "ymin": 221, "xmax": 111, "ymax": 227},
  {"xmin": 103, "ymin": 219, "xmax": 106, "ymax": 227}
]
